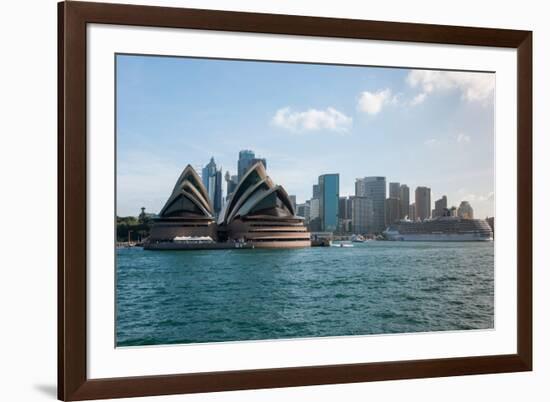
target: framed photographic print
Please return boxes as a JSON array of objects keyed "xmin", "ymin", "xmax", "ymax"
[{"xmin": 58, "ymin": 1, "xmax": 532, "ymax": 400}]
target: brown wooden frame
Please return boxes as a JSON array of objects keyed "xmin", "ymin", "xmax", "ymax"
[{"xmin": 58, "ymin": 1, "xmax": 532, "ymax": 400}]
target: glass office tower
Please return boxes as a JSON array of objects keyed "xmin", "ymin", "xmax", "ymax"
[
  {"xmin": 355, "ymin": 176, "xmax": 386, "ymax": 233},
  {"xmin": 319, "ymin": 173, "xmax": 339, "ymax": 233}
]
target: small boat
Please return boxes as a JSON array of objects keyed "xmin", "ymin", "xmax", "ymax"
[{"xmin": 331, "ymin": 242, "xmax": 354, "ymax": 248}]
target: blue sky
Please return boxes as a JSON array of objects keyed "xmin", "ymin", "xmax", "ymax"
[{"xmin": 116, "ymin": 54, "xmax": 495, "ymax": 218}]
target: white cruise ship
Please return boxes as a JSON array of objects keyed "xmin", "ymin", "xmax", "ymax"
[{"xmin": 383, "ymin": 216, "xmax": 493, "ymax": 241}]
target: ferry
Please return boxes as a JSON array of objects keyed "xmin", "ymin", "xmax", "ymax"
[{"xmin": 383, "ymin": 216, "xmax": 493, "ymax": 242}]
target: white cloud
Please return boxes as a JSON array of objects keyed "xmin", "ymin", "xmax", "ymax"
[
  {"xmin": 406, "ymin": 70, "xmax": 495, "ymax": 103},
  {"xmin": 410, "ymin": 92, "xmax": 427, "ymax": 106},
  {"xmin": 357, "ymin": 89, "xmax": 393, "ymax": 115},
  {"xmin": 463, "ymin": 191, "xmax": 494, "ymax": 203},
  {"xmin": 456, "ymin": 133, "xmax": 471, "ymax": 143},
  {"xmin": 482, "ymin": 192, "xmax": 495, "ymax": 202},
  {"xmin": 450, "ymin": 191, "xmax": 495, "ymax": 218},
  {"xmin": 390, "ymin": 93, "xmax": 401, "ymax": 105},
  {"xmin": 424, "ymin": 138, "xmax": 438, "ymax": 146},
  {"xmin": 271, "ymin": 107, "xmax": 352, "ymax": 132}
]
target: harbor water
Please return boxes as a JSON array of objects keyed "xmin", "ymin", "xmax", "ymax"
[{"xmin": 116, "ymin": 241, "xmax": 494, "ymax": 346}]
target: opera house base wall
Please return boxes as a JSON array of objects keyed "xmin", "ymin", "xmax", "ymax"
[
  {"xmin": 146, "ymin": 218, "xmax": 312, "ymax": 250},
  {"xmin": 225, "ymin": 217, "xmax": 311, "ymax": 249},
  {"xmin": 148, "ymin": 219, "xmax": 218, "ymax": 242}
]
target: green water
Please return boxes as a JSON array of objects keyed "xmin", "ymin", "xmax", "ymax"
[{"xmin": 116, "ymin": 241, "xmax": 494, "ymax": 346}]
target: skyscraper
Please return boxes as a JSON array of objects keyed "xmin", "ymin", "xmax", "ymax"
[
  {"xmin": 409, "ymin": 203, "xmax": 416, "ymax": 221},
  {"xmin": 458, "ymin": 201, "xmax": 474, "ymax": 219},
  {"xmin": 389, "ymin": 182, "xmax": 401, "ymax": 199},
  {"xmin": 434, "ymin": 195, "xmax": 448, "ymax": 217},
  {"xmin": 309, "ymin": 199, "xmax": 320, "ymax": 220},
  {"xmin": 319, "ymin": 174, "xmax": 339, "ymax": 232},
  {"xmin": 312, "ymin": 184, "xmax": 320, "ymax": 199},
  {"xmin": 308, "ymin": 184, "xmax": 321, "ymax": 232},
  {"xmin": 338, "ymin": 196, "xmax": 353, "ymax": 233},
  {"xmin": 308, "ymin": 198, "xmax": 321, "ymax": 232},
  {"xmin": 237, "ymin": 150, "xmax": 254, "ymax": 180},
  {"xmin": 338, "ymin": 196, "xmax": 352, "ymax": 220},
  {"xmin": 415, "ymin": 186, "xmax": 431, "ymax": 221},
  {"xmin": 224, "ymin": 171, "xmax": 238, "ymax": 198},
  {"xmin": 385, "ymin": 197, "xmax": 400, "ymax": 225},
  {"xmin": 355, "ymin": 176, "xmax": 386, "ymax": 233},
  {"xmin": 296, "ymin": 203, "xmax": 311, "ymax": 224},
  {"xmin": 289, "ymin": 195, "xmax": 297, "ymax": 212},
  {"xmin": 237, "ymin": 150, "xmax": 266, "ymax": 181},
  {"xmin": 350, "ymin": 196, "xmax": 373, "ymax": 234},
  {"xmin": 399, "ymin": 184, "xmax": 410, "ymax": 219},
  {"xmin": 202, "ymin": 157, "xmax": 222, "ymax": 216}
]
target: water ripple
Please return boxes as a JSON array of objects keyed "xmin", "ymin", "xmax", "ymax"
[{"xmin": 116, "ymin": 242, "xmax": 494, "ymax": 346}]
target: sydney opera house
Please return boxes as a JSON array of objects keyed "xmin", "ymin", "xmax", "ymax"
[
  {"xmin": 147, "ymin": 163, "xmax": 311, "ymax": 249},
  {"xmin": 147, "ymin": 165, "xmax": 218, "ymax": 242}
]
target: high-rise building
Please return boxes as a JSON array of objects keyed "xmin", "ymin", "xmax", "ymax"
[
  {"xmin": 237, "ymin": 150, "xmax": 266, "ymax": 181},
  {"xmin": 308, "ymin": 198, "xmax": 321, "ymax": 231},
  {"xmin": 449, "ymin": 206, "xmax": 458, "ymax": 217},
  {"xmin": 308, "ymin": 184, "xmax": 321, "ymax": 232},
  {"xmin": 319, "ymin": 174, "xmax": 339, "ymax": 232},
  {"xmin": 312, "ymin": 184, "xmax": 320, "ymax": 199},
  {"xmin": 350, "ymin": 196, "xmax": 373, "ymax": 234},
  {"xmin": 338, "ymin": 196, "xmax": 353, "ymax": 233},
  {"xmin": 289, "ymin": 195, "xmax": 297, "ymax": 212},
  {"xmin": 415, "ymin": 186, "xmax": 431, "ymax": 221},
  {"xmin": 385, "ymin": 197, "xmax": 401, "ymax": 225},
  {"xmin": 202, "ymin": 157, "xmax": 222, "ymax": 216},
  {"xmin": 338, "ymin": 196, "xmax": 352, "ymax": 220},
  {"xmin": 399, "ymin": 184, "xmax": 410, "ymax": 219},
  {"xmin": 224, "ymin": 171, "xmax": 238, "ymax": 198},
  {"xmin": 338, "ymin": 197, "xmax": 346, "ymax": 221},
  {"xmin": 434, "ymin": 195, "xmax": 448, "ymax": 217},
  {"xmin": 296, "ymin": 203, "xmax": 311, "ymax": 224},
  {"xmin": 213, "ymin": 174, "xmax": 222, "ymax": 215},
  {"xmin": 409, "ymin": 203, "xmax": 416, "ymax": 221},
  {"xmin": 237, "ymin": 149, "xmax": 254, "ymax": 180},
  {"xmin": 458, "ymin": 201, "xmax": 474, "ymax": 219},
  {"xmin": 355, "ymin": 176, "xmax": 386, "ymax": 233},
  {"xmin": 389, "ymin": 182, "xmax": 401, "ymax": 199},
  {"xmin": 309, "ymin": 198, "xmax": 320, "ymax": 219}
]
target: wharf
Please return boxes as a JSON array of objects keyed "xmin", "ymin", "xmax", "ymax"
[{"xmin": 311, "ymin": 238, "xmax": 331, "ymax": 247}]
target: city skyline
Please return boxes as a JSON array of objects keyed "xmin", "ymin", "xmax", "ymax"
[
  {"xmin": 125, "ymin": 148, "xmax": 489, "ymax": 224},
  {"xmin": 116, "ymin": 55, "xmax": 495, "ymax": 218}
]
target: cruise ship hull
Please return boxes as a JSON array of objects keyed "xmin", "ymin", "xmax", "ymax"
[
  {"xmin": 385, "ymin": 232, "xmax": 493, "ymax": 242},
  {"xmin": 383, "ymin": 217, "xmax": 494, "ymax": 242}
]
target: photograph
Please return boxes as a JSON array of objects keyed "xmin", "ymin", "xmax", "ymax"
[
  {"xmin": 1, "ymin": 0, "xmax": 541, "ymax": 400},
  {"xmin": 115, "ymin": 54, "xmax": 496, "ymax": 347}
]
